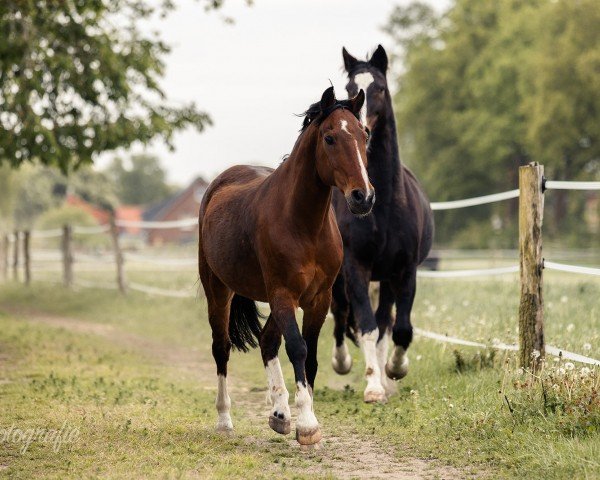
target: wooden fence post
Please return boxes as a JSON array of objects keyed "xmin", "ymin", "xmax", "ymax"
[
  {"xmin": 12, "ymin": 231, "xmax": 19, "ymax": 281},
  {"xmin": 62, "ymin": 225, "xmax": 73, "ymax": 288},
  {"xmin": 109, "ymin": 213, "xmax": 126, "ymax": 294},
  {"xmin": 0, "ymin": 234, "xmax": 8, "ymax": 281},
  {"xmin": 518, "ymin": 163, "xmax": 545, "ymax": 369},
  {"xmin": 23, "ymin": 230, "xmax": 31, "ymax": 286}
]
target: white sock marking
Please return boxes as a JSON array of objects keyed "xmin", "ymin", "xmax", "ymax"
[
  {"xmin": 353, "ymin": 71, "xmax": 374, "ymax": 124},
  {"xmin": 296, "ymin": 382, "xmax": 319, "ymax": 432},
  {"xmin": 360, "ymin": 329, "xmax": 385, "ymax": 395},
  {"xmin": 332, "ymin": 341, "xmax": 352, "ymax": 373},
  {"xmin": 265, "ymin": 357, "xmax": 291, "ymax": 421},
  {"xmin": 377, "ymin": 332, "xmax": 395, "ymax": 395},
  {"xmin": 215, "ymin": 374, "xmax": 233, "ymax": 431},
  {"xmin": 388, "ymin": 346, "xmax": 409, "ymax": 376}
]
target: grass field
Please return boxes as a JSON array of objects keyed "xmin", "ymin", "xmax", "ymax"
[{"xmin": 0, "ymin": 273, "xmax": 599, "ymax": 479}]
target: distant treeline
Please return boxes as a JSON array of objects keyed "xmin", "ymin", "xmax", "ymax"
[{"xmin": 387, "ymin": 0, "xmax": 600, "ymax": 248}]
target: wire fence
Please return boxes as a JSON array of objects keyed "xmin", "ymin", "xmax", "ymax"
[{"xmin": 1, "ymin": 168, "xmax": 598, "ymax": 366}]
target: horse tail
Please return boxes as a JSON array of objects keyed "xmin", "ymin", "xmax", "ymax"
[
  {"xmin": 345, "ymin": 304, "xmax": 359, "ymax": 346},
  {"xmin": 229, "ymin": 294, "xmax": 264, "ymax": 352}
]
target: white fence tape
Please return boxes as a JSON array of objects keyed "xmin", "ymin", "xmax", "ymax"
[
  {"xmin": 545, "ymin": 261, "xmax": 600, "ymax": 276},
  {"xmin": 115, "ymin": 218, "xmax": 197, "ymax": 229},
  {"xmin": 545, "ymin": 180, "xmax": 600, "ymax": 191},
  {"xmin": 414, "ymin": 328, "xmax": 600, "ymax": 366},
  {"xmin": 430, "ymin": 189, "xmax": 519, "ymax": 210},
  {"xmin": 74, "ymin": 279, "xmax": 118, "ymax": 290},
  {"xmin": 73, "ymin": 225, "xmax": 110, "ymax": 235},
  {"xmin": 125, "ymin": 253, "xmax": 197, "ymax": 267},
  {"xmin": 418, "ymin": 265, "xmax": 519, "ymax": 278},
  {"xmin": 128, "ymin": 282, "xmax": 196, "ymax": 298},
  {"xmin": 31, "ymin": 229, "xmax": 63, "ymax": 239}
]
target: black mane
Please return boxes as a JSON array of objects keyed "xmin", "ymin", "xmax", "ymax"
[{"xmin": 300, "ymin": 98, "xmax": 358, "ymax": 132}]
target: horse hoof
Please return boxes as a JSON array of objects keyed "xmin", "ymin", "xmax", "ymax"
[
  {"xmin": 215, "ymin": 424, "xmax": 233, "ymax": 434},
  {"xmin": 296, "ymin": 426, "xmax": 322, "ymax": 445},
  {"xmin": 364, "ymin": 388, "xmax": 387, "ymax": 404},
  {"xmin": 269, "ymin": 415, "xmax": 291, "ymax": 435},
  {"xmin": 332, "ymin": 354, "xmax": 352, "ymax": 375},
  {"xmin": 385, "ymin": 362, "xmax": 408, "ymax": 381}
]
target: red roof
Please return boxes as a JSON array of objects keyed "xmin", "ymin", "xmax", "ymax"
[{"xmin": 65, "ymin": 194, "xmax": 110, "ymax": 224}]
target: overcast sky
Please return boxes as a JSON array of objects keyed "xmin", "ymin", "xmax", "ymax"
[{"xmin": 97, "ymin": 0, "xmax": 449, "ymax": 185}]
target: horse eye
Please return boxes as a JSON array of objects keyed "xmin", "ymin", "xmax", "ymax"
[
  {"xmin": 365, "ymin": 128, "xmax": 370, "ymax": 141},
  {"xmin": 324, "ymin": 135, "xmax": 335, "ymax": 145}
]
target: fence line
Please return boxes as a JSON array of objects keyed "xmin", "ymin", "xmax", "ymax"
[
  {"xmin": 115, "ymin": 218, "xmax": 197, "ymax": 229},
  {"xmin": 544, "ymin": 261, "xmax": 600, "ymax": 276},
  {"xmin": 414, "ymin": 328, "xmax": 600, "ymax": 366},
  {"xmin": 417, "ymin": 265, "xmax": 519, "ymax": 278},
  {"xmin": 3, "ymin": 171, "xmax": 600, "ymax": 368},
  {"xmin": 545, "ymin": 180, "xmax": 600, "ymax": 191},
  {"xmin": 429, "ymin": 189, "xmax": 519, "ymax": 210}
]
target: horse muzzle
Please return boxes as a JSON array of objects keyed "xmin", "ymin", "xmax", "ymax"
[{"xmin": 346, "ymin": 189, "xmax": 375, "ymax": 217}]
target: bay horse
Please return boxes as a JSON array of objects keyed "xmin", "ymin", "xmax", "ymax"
[
  {"xmin": 330, "ymin": 45, "xmax": 434, "ymax": 403},
  {"xmin": 198, "ymin": 86, "xmax": 372, "ymax": 445}
]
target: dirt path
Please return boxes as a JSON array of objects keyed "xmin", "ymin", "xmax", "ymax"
[{"xmin": 9, "ymin": 308, "xmax": 472, "ymax": 479}]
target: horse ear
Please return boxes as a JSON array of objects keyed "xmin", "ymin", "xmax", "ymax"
[
  {"xmin": 342, "ymin": 47, "xmax": 359, "ymax": 72},
  {"xmin": 369, "ymin": 44, "xmax": 388, "ymax": 73},
  {"xmin": 320, "ymin": 86, "xmax": 336, "ymax": 110},
  {"xmin": 350, "ymin": 89, "xmax": 365, "ymax": 116}
]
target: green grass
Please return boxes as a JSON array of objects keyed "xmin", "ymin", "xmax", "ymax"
[{"xmin": 0, "ymin": 277, "xmax": 598, "ymax": 479}]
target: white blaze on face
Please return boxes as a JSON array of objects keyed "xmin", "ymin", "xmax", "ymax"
[
  {"xmin": 265, "ymin": 357, "xmax": 291, "ymax": 421},
  {"xmin": 340, "ymin": 119, "xmax": 371, "ymax": 196},
  {"xmin": 353, "ymin": 71, "xmax": 374, "ymax": 124}
]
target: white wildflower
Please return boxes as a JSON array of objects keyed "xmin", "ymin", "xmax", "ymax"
[
  {"xmin": 566, "ymin": 323, "xmax": 575, "ymax": 333},
  {"xmin": 564, "ymin": 362, "xmax": 575, "ymax": 370},
  {"xmin": 516, "ymin": 368, "xmax": 524, "ymax": 375},
  {"xmin": 552, "ymin": 384, "xmax": 560, "ymax": 391},
  {"xmin": 552, "ymin": 357, "xmax": 560, "ymax": 362},
  {"xmin": 532, "ymin": 350, "xmax": 541, "ymax": 359},
  {"xmin": 580, "ymin": 367, "xmax": 591, "ymax": 378},
  {"xmin": 582, "ymin": 343, "xmax": 592, "ymax": 351},
  {"xmin": 416, "ymin": 355, "xmax": 422, "ymax": 361},
  {"xmin": 560, "ymin": 295, "xmax": 568, "ymax": 304},
  {"xmin": 462, "ymin": 300, "xmax": 470, "ymax": 307}
]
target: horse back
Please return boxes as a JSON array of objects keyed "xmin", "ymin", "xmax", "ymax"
[
  {"xmin": 398, "ymin": 164, "xmax": 434, "ymax": 265},
  {"xmin": 199, "ymin": 165, "xmax": 273, "ymax": 218}
]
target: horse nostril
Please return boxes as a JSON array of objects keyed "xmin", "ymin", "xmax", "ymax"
[{"xmin": 351, "ymin": 189, "xmax": 365, "ymax": 203}]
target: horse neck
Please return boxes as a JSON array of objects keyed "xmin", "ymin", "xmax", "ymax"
[
  {"xmin": 368, "ymin": 106, "xmax": 403, "ymax": 202},
  {"xmin": 278, "ymin": 128, "xmax": 332, "ymax": 233}
]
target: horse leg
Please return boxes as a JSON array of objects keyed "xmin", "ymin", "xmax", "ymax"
[
  {"xmin": 375, "ymin": 280, "xmax": 396, "ymax": 397},
  {"xmin": 200, "ymin": 265, "xmax": 234, "ymax": 432},
  {"xmin": 303, "ymin": 292, "xmax": 330, "ymax": 391},
  {"xmin": 331, "ymin": 273, "xmax": 352, "ymax": 374},
  {"xmin": 270, "ymin": 292, "xmax": 321, "ymax": 445},
  {"xmin": 260, "ymin": 314, "xmax": 291, "ymax": 435},
  {"xmin": 345, "ymin": 260, "xmax": 385, "ymax": 403},
  {"xmin": 386, "ymin": 268, "xmax": 417, "ymax": 380}
]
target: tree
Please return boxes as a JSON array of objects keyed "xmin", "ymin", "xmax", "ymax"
[
  {"xmin": 0, "ymin": 0, "xmax": 214, "ymax": 172},
  {"xmin": 387, "ymin": 0, "xmax": 600, "ymax": 246},
  {"xmin": 106, "ymin": 154, "xmax": 174, "ymax": 205},
  {"xmin": 7, "ymin": 164, "xmax": 117, "ymax": 229}
]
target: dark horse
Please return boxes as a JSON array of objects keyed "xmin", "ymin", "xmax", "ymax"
[
  {"xmin": 330, "ymin": 45, "xmax": 434, "ymax": 403},
  {"xmin": 198, "ymin": 87, "xmax": 373, "ymax": 445}
]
